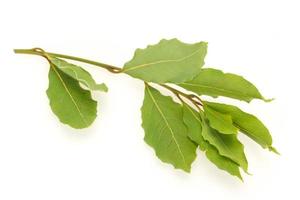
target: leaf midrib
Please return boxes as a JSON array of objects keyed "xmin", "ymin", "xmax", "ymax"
[
  {"xmin": 124, "ymin": 48, "xmax": 203, "ymax": 73},
  {"xmin": 233, "ymin": 122, "xmax": 268, "ymax": 148},
  {"xmin": 206, "ymin": 104, "xmax": 269, "ymax": 148},
  {"xmin": 51, "ymin": 65, "xmax": 88, "ymax": 126},
  {"xmin": 179, "ymin": 83, "xmax": 254, "ymax": 100},
  {"xmin": 146, "ymin": 86, "xmax": 187, "ymax": 167},
  {"xmin": 185, "ymin": 105, "xmax": 202, "ymax": 124}
]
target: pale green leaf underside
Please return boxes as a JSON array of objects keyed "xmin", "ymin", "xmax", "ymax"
[
  {"xmin": 178, "ymin": 68, "xmax": 270, "ymax": 102},
  {"xmin": 49, "ymin": 57, "xmax": 108, "ymax": 92},
  {"xmin": 141, "ymin": 85, "xmax": 197, "ymax": 172},
  {"xmin": 203, "ymin": 105, "xmax": 238, "ymax": 135},
  {"xmin": 182, "ymin": 104, "xmax": 242, "ymax": 179},
  {"xmin": 46, "ymin": 66, "xmax": 97, "ymax": 129},
  {"xmin": 204, "ymin": 101, "xmax": 277, "ymax": 152},
  {"xmin": 123, "ymin": 38, "xmax": 207, "ymax": 83},
  {"xmin": 201, "ymin": 118, "xmax": 248, "ymax": 172}
]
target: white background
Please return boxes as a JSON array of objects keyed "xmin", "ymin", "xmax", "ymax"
[{"xmin": 0, "ymin": 0, "xmax": 299, "ymax": 199}]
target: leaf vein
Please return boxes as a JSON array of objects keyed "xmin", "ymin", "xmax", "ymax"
[
  {"xmin": 179, "ymin": 83, "xmax": 252, "ymax": 98},
  {"xmin": 124, "ymin": 48, "xmax": 202, "ymax": 72},
  {"xmin": 51, "ymin": 65, "xmax": 88, "ymax": 126},
  {"xmin": 146, "ymin": 86, "xmax": 187, "ymax": 166}
]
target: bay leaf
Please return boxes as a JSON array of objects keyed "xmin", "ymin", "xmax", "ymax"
[
  {"xmin": 182, "ymin": 104, "xmax": 242, "ymax": 179},
  {"xmin": 178, "ymin": 68, "xmax": 270, "ymax": 102},
  {"xmin": 46, "ymin": 65, "xmax": 97, "ymax": 129},
  {"xmin": 204, "ymin": 101, "xmax": 278, "ymax": 153},
  {"xmin": 123, "ymin": 38, "xmax": 207, "ymax": 83},
  {"xmin": 49, "ymin": 57, "xmax": 108, "ymax": 92},
  {"xmin": 201, "ymin": 117, "xmax": 248, "ymax": 172},
  {"xmin": 203, "ymin": 104, "xmax": 238, "ymax": 135},
  {"xmin": 141, "ymin": 85, "xmax": 197, "ymax": 172}
]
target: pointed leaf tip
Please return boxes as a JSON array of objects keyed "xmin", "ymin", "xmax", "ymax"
[
  {"xmin": 96, "ymin": 83, "xmax": 108, "ymax": 92},
  {"xmin": 178, "ymin": 68, "xmax": 269, "ymax": 103},
  {"xmin": 204, "ymin": 101, "xmax": 275, "ymax": 152},
  {"xmin": 269, "ymin": 146, "xmax": 280, "ymax": 155},
  {"xmin": 264, "ymin": 98, "xmax": 275, "ymax": 103}
]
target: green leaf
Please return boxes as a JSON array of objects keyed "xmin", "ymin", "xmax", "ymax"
[
  {"xmin": 49, "ymin": 57, "xmax": 108, "ymax": 92},
  {"xmin": 178, "ymin": 68, "xmax": 270, "ymax": 102},
  {"xmin": 201, "ymin": 117, "xmax": 248, "ymax": 172},
  {"xmin": 141, "ymin": 85, "xmax": 197, "ymax": 172},
  {"xmin": 46, "ymin": 65, "xmax": 97, "ymax": 129},
  {"xmin": 182, "ymin": 104, "xmax": 207, "ymax": 150},
  {"xmin": 203, "ymin": 104, "xmax": 238, "ymax": 135},
  {"xmin": 123, "ymin": 38, "xmax": 207, "ymax": 83},
  {"xmin": 182, "ymin": 104, "xmax": 242, "ymax": 180},
  {"xmin": 205, "ymin": 145, "xmax": 243, "ymax": 180},
  {"xmin": 204, "ymin": 101, "xmax": 277, "ymax": 153}
]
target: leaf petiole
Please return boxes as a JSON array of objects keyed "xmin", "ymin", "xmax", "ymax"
[{"xmin": 159, "ymin": 84, "xmax": 203, "ymax": 107}]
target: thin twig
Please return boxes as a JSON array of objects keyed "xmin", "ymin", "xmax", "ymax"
[
  {"xmin": 14, "ymin": 48, "xmax": 122, "ymax": 73},
  {"xmin": 159, "ymin": 84, "xmax": 203, "ymax": 107},
  {"xmin": 15, "ymin": 48, "xmax": 204, "ymax": 107}
]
